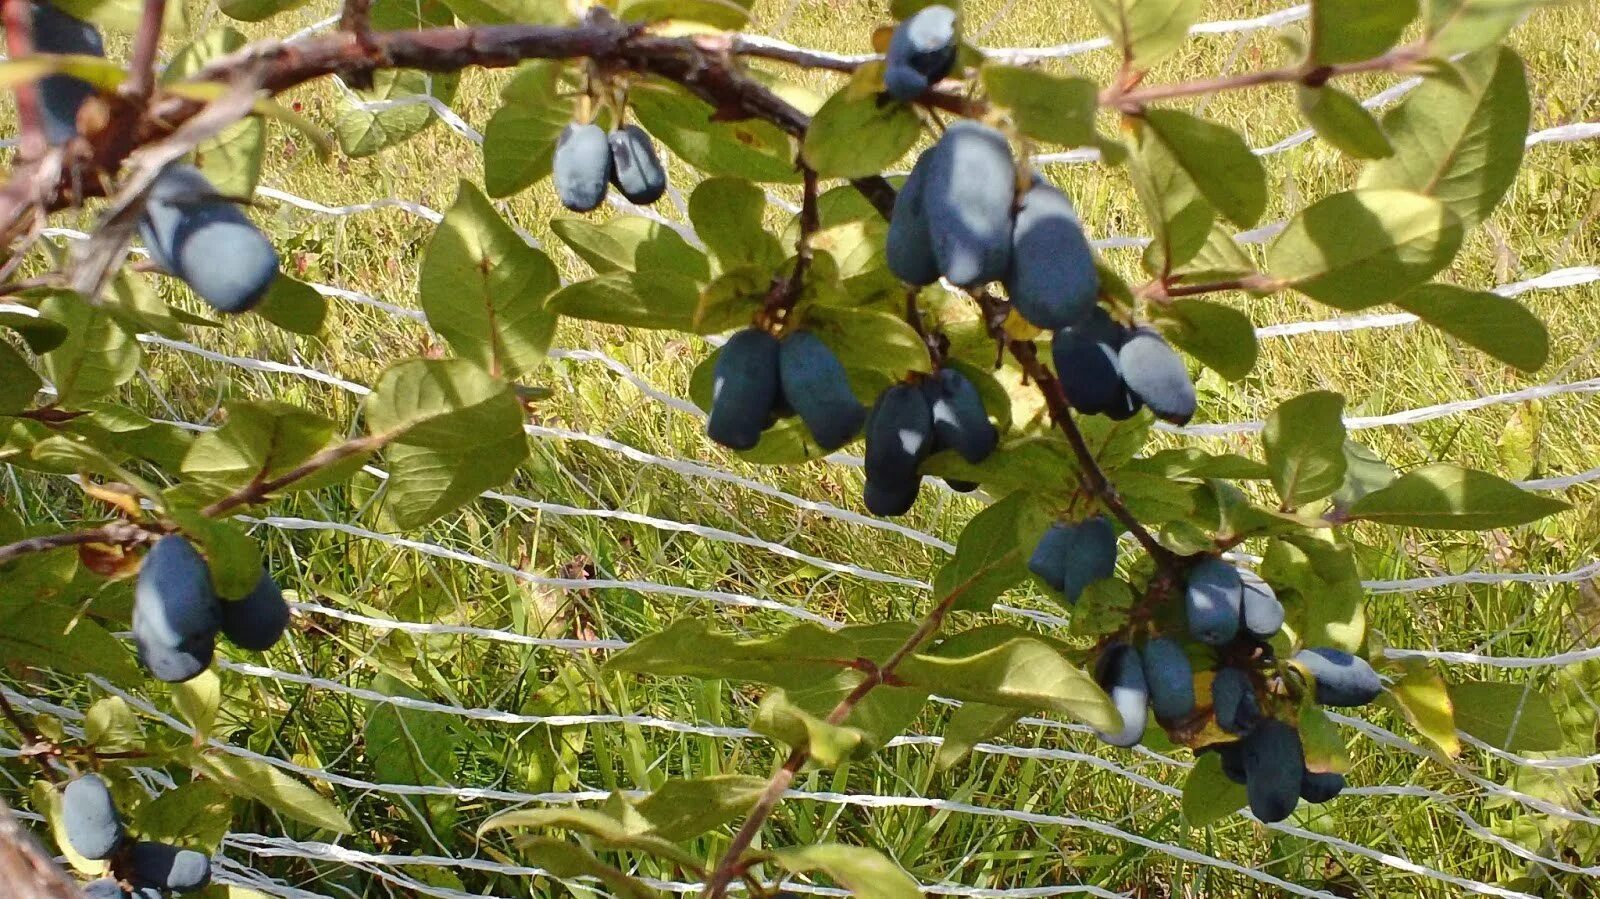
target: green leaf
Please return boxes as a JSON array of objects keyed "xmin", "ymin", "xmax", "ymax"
[
  {"xmin": 382, "ymin": 432, "xmax": 528, "ymax": 529},
  {"xmin": 899, "ymin": 627, "xmax": 1119, "ymax": 731},
  {"xmin": 0, "ymin": 341, "xmax": 42, "ymax": 414},
  {"xmin": 1388, "ymin": 661, "xmax": 1461, "ymax": 756},
  {"xmin": 551, "ymin": 216, "xmax": 710, "ymax": 282},
  {"xmin": 1067, "ymin": 577, "xmax": 1136, "ymax": 636},
  {"xmin": 419, "ymin": 181, "xmax": 560, "ymax": 380},
  {"xmin": 134, "ymin": 781, "xmax": 232, "ymax": 854},
  {"xmin": 217, "ymin": 0, "xmax": 310, "ymax": 21},
  {"xmin": 630, "ymin": 85, "xmax": 800, "ymax": 183},
  {"xmin": 546, "ymin": 271, "xmax": 712, "ymax": 331},
  {"xmin": 1088, "ymin": 0, "xmax": 1204, "ymax": 66},
  {"xmin": 365, "ymin": 674, "xmax": 459, "ymax": 785},
  {"xmin": 254, "ymin": 275, "xmax": 326, "ymax": 335},
  {"xmin": 366, "ymin": 358, "xmax": 526, "ymax": 451},
  {"xmin": 163, "ymin": 27, "xmax": 264, "ymax": 196},
  {"xmin": 933, "ymin": 492, "xmax": 1043, "ymax": 613},
  {"xmin": 617, "ymin": 0, "xmax": 753, "ymax": 28},
  {"xmin": 1449, "ymin": 681, "xmax": 1563, "ymax": 751},
  {"xmin": 982, "ymin": 67, "xmax": 1099, "ymax": 147},
  {"xmin": 1296, "ymin": 85, "xmax": 1394, "ymax": 159},
  {"xmin": 631, "ymin": 775, "xmax": 765, "ymax": 841},
  {"xmin": 1181, "ymin": 751, "xmax": 1248, "ymax": 826},
  {"xmin": 1127, "ymin": 447, "xmax": 1271, "ymax": 480},
  {"xmin": 0, "ymin": 602, "xmax": 140, "ymax": 683},
  {"xmin": 1424, "ymin": 0, "xmax": 1544, "ymax": 54},
  {"xmin": 85, "ymin": 697, "xmax": 142, "ymax": 750},
  {"xmin": 38, "ymin": 291, "xmax": 142, "ymax": 406},
  {"xmin": 689, "ymin": 177, "xmax": 786, "ymax": 271},
  {"xmin": 482, "ymin": 63, "xmax": 571, "ymax": 198},
  {"xmin": 1263, "ymin": 391, "xmax": 1347, "ymax": 507},
  {"xmin": 1262, "ymin": 532, "xmax": 1365, "ymax": 651},
  {"xmin": 1131, "ymin": 127, "xmax": 1214, "ymax": 274},
  {"xmin": 1396, "ymin": 283, "xmax": 1547, "ymax": 372},
  {"xmin": 173, "ymin": 670, "xmax": 222, "ymax": 743},
  {"xmin": 1142, "ymin": 109, "xmax": 1267, "ymax": 228},
  {"xmin": 1359, "ymin": 47, "xmax": 1530, "ymax": 230},
  {"xmin": 605, "ymin": 619, "xmax": 850, "ymax": 688},
  {"xmin": 181, "ymin": 400, "xmax": 337, "ymax": 494},
  {"xmin": 1308, "ymin": 0, "xmax": 1417, "ymax": 63},
  {"xmin": 753, "ymin": 689, "xmax": 864, "ymax": 767},
  {"xmin": 802, "ymin": 305, "xmax": 931, "ymax": 377},
  {"xmin": 782, "ymin": 622, "xmax": 929, "ymax": 751},
  {"xmin": 50, "ymin": 0, "xmax": 186, "ymax": 32},
  {"xmin": 1347, "ymin": 463, "xmax": 1570, "ymax": 529},
  {"xmin": 0, "ymin": 309, "xmax": 68, "ymax": 353},
  {"xmin": 334, "ymin": 18, "xmax": 459, "ymax": 158},
  {"xmin": 1266, "ymin": 189, "xmax": 1463, "ymax": 309},
  {"xmin": 478, "ymin": 808, "xmax": 700, "ymax": 869},
  {"xmin": 1298, "ymin": 703, "xmax": 1353, "ymax": 774},
  {"xmin": 1331, "ymin": 439, "xmax": 1397, "ymax": 507},
  {"xmin": 803, "ymin": 85, "xmax": 921, "ymax": 179},
  {"xmin": 1171, "ymin": 224, "xmax": 1258, "ymax": 283},
  {"xmin": 936, "ymin": 702, "xmax": 1021, "ymax": 770},
  {"xmin": 504, "ymin": 839, "xmax": 661, "ymax": 899},
  {"xmin": 770, "ymin": 844, "xmax": 920, "ymax": 899},
  {"xmin": 181, "ymin": 750, "xmax": 355, "ymax": 832},
  {"xmin": 1153, "ymin": 299, "xmax": 1257, "ymax": 381}
]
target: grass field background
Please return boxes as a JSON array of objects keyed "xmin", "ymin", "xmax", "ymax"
[{"xmin": 6, "ymin": 0, "xmax": 1600, "ymax": 896}]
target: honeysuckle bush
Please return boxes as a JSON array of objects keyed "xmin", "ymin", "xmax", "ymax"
[{"xmin": 0, "ymin": 0, "xmax": 1586, "ymax": 895}]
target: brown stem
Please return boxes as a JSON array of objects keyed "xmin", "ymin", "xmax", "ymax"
[
  {"xmin": 0, "ymin": 690, "xmax": 39, "ymax": 745},
  {"xmin": 200, "ymin": 433, "xmax": 386, "ymax": 518},
  {"xmin": 124, "ymin": 0, "xmax": 168, "ymax": 99},
  {"xmin": 701, "ymin": 554, "xmax": 972, "ymax": 898},
  {"xmin": 1102, "ymin": 44, "xmax": 1425, "ymax": 113},
  {"xmin": 762, "ymin": 163, "xmax": 819, "ymax": 323},
  {"xmin": 1, "ymin": 0, "xmax": 46, "ymax": 160},
  {"xmin": 0, "ymin": 520, "xmax": 155, "ymax": 567},
  {"xmin": 1140, "ymin": 272, "xmax": 1285, "ymax": 302}
]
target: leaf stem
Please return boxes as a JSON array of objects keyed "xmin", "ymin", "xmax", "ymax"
[
  {"xmin": 1102, "ymin": 44, "xmax": 1426, "ymax": 113},
  {"xmin": 124, "ymin": 0, "xmax": 168, "ymax": 99}
]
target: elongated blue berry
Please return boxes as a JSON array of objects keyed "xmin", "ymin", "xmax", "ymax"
[
  {"xmin": 778, "ymin": 330, "xmax": 865, "ymax": 451},
  {"xmin": 923, "ymin": 121, "xmax": 1015, "ymax": 286},
  {"xmin": 1242, "ymin": 719, "xmax": 1304, "ymax": 823},
  {"xmin": 707, "ymin": 328, "xmax": 780, "ymax": 451},
  {"xmin": 553, "ymin": 122, "xmax": 612, "ymax": 212},
  {"xmin": 1141, "ymin": 637, "xmax": 1196, "ymax": 723},
  {"xmin": 1293, "ymin": 647, "xmax": 1382, "ymax": 707},
  {"xmin": 1119, "ymin": 327, "xmax": 1196, "ymax": 425},
  {"xmin": 608, "ymin": 125, "xmax": 666, "ymax": 205},
  {"xmin": 1094, "ymin": 643, "xmax": 1148, "ymax": 748},
  {"xmin": 1212, "ymin": 666, "xmax": 1260, "ymax": 735},
  {"xmin": 62, "ymin": 774, "xmax": 124, "ymax": 860},
  {"xmin": 923, "ymin": 367, "xmax": 996, "ymax": 464},
  {"xmin": 1006, "ymin": 176, "xmax": 1099, "ymax": 330},
  {"xmin": 140, "ymin": 164, "xmax": 279, "ymax": 314},
  {"xmin": 1185, "ymin": 557, "xmax": 1243, "ymax": 646},
  {"xmin": 863, "ymin": 383, "xmax": 934, "ymax": 516}
]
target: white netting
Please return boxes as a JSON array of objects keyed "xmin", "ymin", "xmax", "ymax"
[{"xmin": 4, "ymin": 2, "xmax": 1599, "ymax": 897}]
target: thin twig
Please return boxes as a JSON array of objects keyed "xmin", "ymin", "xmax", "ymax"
[
  {"xmin": 1102, "ymin": 44, "xmax": 1426, "ymax": 112},
  {"xmin": 124, "ymin": 0, "xmax": 168, "ymax": 99},
  {"xmin": 0, "ymin": 521, "xmax": 154, "ymax": 567},
  {"xmin": 1139, "ymin": 272, "xmax": 1285, "ymax": 302},
  {"xmin": 762, "ymin": 163, "xmax": 819, "ymax": 322},
  {"xmin": 200, "ymin": 432, "xmax": 388, "ymax": 518}
]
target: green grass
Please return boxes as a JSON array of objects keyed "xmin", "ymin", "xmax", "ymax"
[{"xmin": 6, "ymin": 1, "xmax": 1600, "ymax": 897}]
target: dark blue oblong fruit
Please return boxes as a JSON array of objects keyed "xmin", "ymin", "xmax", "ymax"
[
  {"xmin": 1141, "ymin": 637, "xmax": 1196, "ymax": 723},
  {"xmin": 30, "ymin": 0, "xmax": 103, "ymax": 145},
  {"xmin": 886, "ymin": 146, "xmax": 942, "ymax": 286},
  {"xmin": 82, "ymin": 879, "xmax": 129, "ymax": 899},
  {"xmin": 607, "ymin": 125, "xmax": 666, "ymax": 205},
  {"xmin": 883, "ymin": 62, "xmax": 930, "ymax": 103},
  {"xmin": 133, "ymin": 535, "xmax": 222, "ymax": 683},
  {"xmin": 129, "ymin": 841, "xmax": 212, "ymax": 893},
  {"xmin": 707, "ymin": 328, "xmax": 781, "ymax": 451},
  {"xmin": 1211, "ymin": 666, "xmax": 1260, "ymax": 735},
  {"xmin": 883, "ymin": 4, "xmax": 958, "ymax": 101},
  {"xmin": 863, "ymin": 383, "xmax": 934, "ymax": 516},
  {"xmin": 778, "ymin": 330, "xmax": 866, "ymax": 452},
  {"xmin": 1094, "ymin": 643, "xmax": 1148, "ymax": 748},
  {"xmin": 923, "ymin": 120, "xmax": 1015, "ymax": 287},
  {"xmin": 1242, "ymin": 719, "xmax": 1305, "ymax": 823},
  {"xmin": 1214, "ymin": 740, "xmax": 1248, "ymax": 785},
  {"xmin": 942, "ymin": 478, "xmax": 979, "ymax": 493},
  {"xmin": 62, "ymin": 774, "xmax": 124, "ymax": 860},
  {"xmin": 1119, "ymin": 327, "xmax": 1197, "ymax": 425},
  {"xmin": 220, "ymin": 569, "xmax": 290, "ymax": 652},
  {"xmin": 1185, "ymin": 556, "xmax": 1243, "ymax": 646},
  {"xmin": 553, "ymin": 122, "xmax": 612, "ymax": 212},
  {"xmin": 1028, "ymin": 516, "xmax": 1116, "ymax": 603},
  {"xmin": 1293, "ymin": 647, "xmax": 1382, "ymax": 707},
  {"xmin": 1240, "ymin": 576, "xmax": 1285, "ymax": 640},
  {"xmin": 139, "ymin": 164, "xmax": 279, "ymax": 314},
  {"xmin": 923, "ymin": 367, "xmax": 997, "ymax": 464},
  {"xmin": 1300, "ymin": 769, "xmax": 1345, "ymax": 804},
  {"xmin": 1051, "ymin": 308, "xmax": 1127, "ymax": 416},
  {"xmin": 1005, "ymin": 176, "xmax": 1099, "ymax": 330}
]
